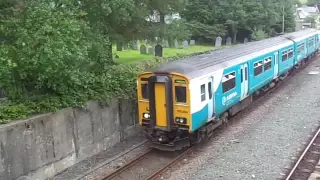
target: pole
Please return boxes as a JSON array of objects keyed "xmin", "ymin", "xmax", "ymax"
[{"xmin": 282, "ymin": 5, "xmax": 285, "ymax": 33}]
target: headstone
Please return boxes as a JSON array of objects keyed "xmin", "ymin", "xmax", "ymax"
[
  {"xmin": 190, "ymin": 40, "xmax": 196, "ymax": 45},
  {"xmin": 226, "ymin": 37, "xmax": 232, "ymax": 46},
  {"xmin": 182, "ymin": 40, "xmax": 189, "ymax": 49},
  {"xmin": 244, "ymin": 38, "xmax": 249, "ymax": 43},
  {"xmin": 116, "ymin": 43, "xmax": 122, "ymax": 51},
  {"xmin": 174, "ymin": 39, "xmax": 179, "ymax": 48},
  {"xmin": 148, "ymin": 47, "xmax": 154, "ymax": 55},
  {"xmin": 155, "ymin": 45, "xmax": 163, "ymax": 57},
  {"xmin": 215, "ymin": 36, "xmax": 222, "ymax": 47},
  {"xmin": 140, "ymin": 45, "xmax": 147, "ymax": 54},
  {"xmin": 132, "ymin": 41, "xmax": 138, "ymax": 50},
  {"xmin": 123, "ymin": 44, "xmax": 128, "ymax": 50}
]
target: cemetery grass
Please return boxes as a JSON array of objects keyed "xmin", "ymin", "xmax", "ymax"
[{"xmin": 113, "ymin": 45, "xmax": 217, "ymax": 64}]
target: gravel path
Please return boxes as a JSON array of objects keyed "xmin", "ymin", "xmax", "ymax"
[
  {"xmin": 50, "ymin": 135, "xmax": 148, "ymax": 180},
  {"xmin": 164, "ymin": 58, "xmax": 320, "ymax": 180}
]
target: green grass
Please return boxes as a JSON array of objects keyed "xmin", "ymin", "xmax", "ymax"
[{"xmin": 112, "ymin": 45, "xmax": 219, "ymax": 64}]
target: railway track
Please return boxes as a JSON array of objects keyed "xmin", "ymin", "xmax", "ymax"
[
  {"xmin": 282, "ymin": 127, "xmax": 320, "ymax": 180},
  {"xmin": 100, "ymin": 147, "xmax": 193, "ymax": 180}
]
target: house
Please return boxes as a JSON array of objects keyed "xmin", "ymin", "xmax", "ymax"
[{"xmin": 295, "ymin": 4, "xmax": 320, "ymax": 30}]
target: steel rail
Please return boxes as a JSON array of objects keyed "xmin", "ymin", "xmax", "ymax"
[
  {"xmin": 285, "ymin": 127, "xmax": 320, "ymax": 180},
  {"xmin": 101, "ymin": 148, "xmax": 153, "ymax": 180},
  {"xmin": 145, "ymin": 147, "xmax": 194, "ymax": 180}
]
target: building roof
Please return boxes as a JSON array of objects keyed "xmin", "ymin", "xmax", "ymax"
[{"xmin": 296, "ymin": 5, "xmax": 319, "ymax": 19}]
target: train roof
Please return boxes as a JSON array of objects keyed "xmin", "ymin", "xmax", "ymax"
[
  {"xmin": 281, "ymin": 28, "xmax": 318, "ymax": 42},
  {"xmin": 150, "ymin": 29, "xmax": 318, "ymax": 79}
]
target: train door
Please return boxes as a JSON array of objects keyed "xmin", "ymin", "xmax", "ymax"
[
  {"xmin": 154, "ymin": 83, "xmax": 167, "ymax": 127},
  {"xmin": 207, "ymin": 77, "xmax": 214, "ymax": 120},
  {"xmin": 240, "ymin": 63, "xmax": 248, "ymax": 100},
  {"xmin": 273, "ymin": 52, "xmax": 279, "ymax": 79}
]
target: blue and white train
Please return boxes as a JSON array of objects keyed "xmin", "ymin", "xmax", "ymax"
[{"xmin": 137, "ymin": 28, "xmax": 320, "ymax": 151}]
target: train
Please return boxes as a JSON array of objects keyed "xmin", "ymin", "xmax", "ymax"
[{"xmin": 136, "ymin": 28, "xmax": 320, "ymax": 151}]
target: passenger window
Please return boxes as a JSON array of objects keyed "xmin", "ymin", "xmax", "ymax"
[
  {"xmin": 288, "ymin": 49, "xmax": 293, "ymax": 58},
  {"xmin": 298, "ymin": 44, "xmax": 304, "ymax": 54},
  {"xmin": 222, "ymin": 72, "xmax": 236, "ymax": 93},
  {"xmin": 208, "ymin": 82, "xmax": 212, "ymax": 99},
  {"xmin": 254, "ymin": 61, "xmax": 263, "ymax": 76},
  {"xmin": 282, "ymin": 51, "xmax": 288, "ymax": 61},
  {"xmin": 141, "ymin": 84, "xmax": 149, "ymax": 99},
  {"xmin": 201, "ymin": 84, "xmax": 206, "ymax": 102},
  {"xmin": 175, "ymin": 86, "xmax": 187, "ymax": 103},
  {"xmin": 264, "ymin": 58, "xmax": 272, "ymax": 71}
]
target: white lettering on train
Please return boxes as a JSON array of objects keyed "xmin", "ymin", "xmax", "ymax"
[{"xmin": 222, "ymin": 92, "xmax": 238, "ymax": 106}]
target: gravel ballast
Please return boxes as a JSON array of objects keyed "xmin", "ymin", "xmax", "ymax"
[{"xmin": 165, "ymin": 58, "xmax": 320, "ymax": 180}]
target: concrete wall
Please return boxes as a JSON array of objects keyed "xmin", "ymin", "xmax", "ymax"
[{"xmin": 0, "ymin": 99, "xmax": 140, "ymax": 180}]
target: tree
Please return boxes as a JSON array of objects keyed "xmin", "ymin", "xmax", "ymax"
[
  {"xmin": 0, "ymin": 0, "xmax": 112, "ymax": 99},
  {"xmin": 182, "ymin": 0, "xmax": 297, "ymax": 43},
  {"xmin": 307, "ymin": 0, "xmax": 320, "ymax": 5},
  {"xmin": 181, "ymin": 0, "xmax": 227, "ymax": 42}
]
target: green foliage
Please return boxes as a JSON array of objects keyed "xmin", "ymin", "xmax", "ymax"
[
  {"xmin": 0, "ymin": 0, "xmax": 300, "ymax": 123},
  {"xmin": 251, "ymin": 28, "xmax": 268, "ymax": 41},
  {"xmin": 306, "ymin": 0, "xmax": 320, "ymax": 5},
  {"xmin": 182, "ymin": 0, "xmax": 297, "ymax": 42}
]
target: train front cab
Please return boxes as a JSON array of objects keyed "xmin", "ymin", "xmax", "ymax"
[{"xmin": 137, "ymin": 72, "xmax": 192, "ymax": 151}]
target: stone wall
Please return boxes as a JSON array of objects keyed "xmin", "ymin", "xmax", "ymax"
[{"xmin": 0, "ymin": 99, "xmax": 140, "ymax": 180}]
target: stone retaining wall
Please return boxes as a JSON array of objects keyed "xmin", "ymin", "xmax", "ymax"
[{"xmin": 0, "ymin": 99, "xmax": 140, "ymax": 180}]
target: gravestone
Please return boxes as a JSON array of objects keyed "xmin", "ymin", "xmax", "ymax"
[
  {"xmin": 140, "ymin": 45, "xmax": 147, "ymax": 54},
  {"xmin": 148, "ymin": 47, "xmax": 154, "ymax": 55},
  {"xmin": 215, "ymin": 36, "xmax": 222, "ymax": 47},
  {"xmin": 182, "ymin": 40, "xmax": 189, "ymax": 49},
  {"xmin": 226, "ymin": 37, "xmax": 232, "ymax": 46},
  {"xmin": 123, "ymin": 44, "xmax": 128, "ymax": 50},
  {"xmin": 174, "ymin": 39, "xmax": 179, "ymax": 48},
  {"xmin": 244, "ymin": 38, "xmax": 249, "ymax": 43},
  {"xmin": 132, "ymin": 41, "xmax": 138, "ymax": 50},
  {"xmin": 190, "ymin": 40, "xmax": 196, "ymax": 45},
  {"xmin": 155, "ymin": 45, "xmax": 163, "ymax": 57},
  {"xmin": 116, "ymin": 43, "xmax": 122, "ymax": 51}
]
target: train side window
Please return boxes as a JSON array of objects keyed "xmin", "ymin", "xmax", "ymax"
[
  {"xmin": 141, "ymin": 84, "xmax": 149, "ymax": 99},
  {"xmin": 264, "ymin": 58, "xmax": 272, "ymax": 71},
  {"xmin": 222, "ymin": 72, "xmax": 236, "ymax": 93},
  {"xmin": 282, "ymin": 51, "xmax": 288, "ymax": 61},
  {"xmin": 298, "ymin": 44, "xmax": 304, "ymax": 54},
  {"xmin": 208, "ymin": 82, "xmax": 212, "ymax": 99},
  {"xmin": 201, "ymin": 84, "xmax": 206, "ymax": 102},
  {"xmin": 288, "ymin": 49, "xmax": 294, "ymax": 58},
  {"xmin": 175, "ymin": 86, "xmax": 187, "ymax": 103},
  {"xmin": 254, "ymin": 61, "xmax": 263, "ymax": 76}
]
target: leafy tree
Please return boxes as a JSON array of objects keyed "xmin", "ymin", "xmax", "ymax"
[
  {"xmin": 181, "ymin": 0, "xmax": 227, "ymax": 42},
  {"xmin": 306, "ymin": 0, "xmax": 320, "ymax": 5},
  {"xmin": 251, "ymin": 27, "xmax": 268, "ymax": 41},
  {"xmin": 0, "ymin": 1, "xmax": 111, "ymax": 99}
]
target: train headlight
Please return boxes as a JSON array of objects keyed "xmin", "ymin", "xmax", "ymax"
[
  {"xmin": 175, "ymin": 117, "xmax": 187, "ymax": 124},
  {"xmin": 143, "ymin": 113, "xmax": 150, "ymax": 119}
]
